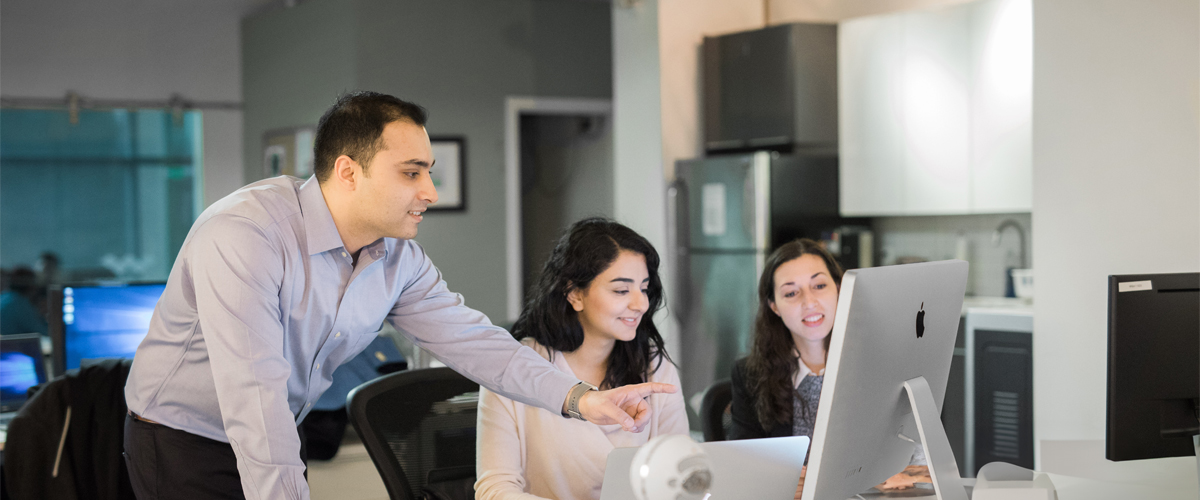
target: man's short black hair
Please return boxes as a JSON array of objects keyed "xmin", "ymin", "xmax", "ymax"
[{"xmin": 313, "ymin": 91, "xmax": 428, "ymax": 182}]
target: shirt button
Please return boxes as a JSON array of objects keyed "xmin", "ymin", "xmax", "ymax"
[
  {"xmin": 315, "ymin": 363, "xmax": 321, "ymax": 370},
  {"xmin": 341, "ymin": 251, "xmax": 348, "ymax": 258},
  {"xmin": 335, "ymin": 332, "xmax": 342, "ymax": 338},
  {"xmin": 307, "ymin": 403, "xmax": 312, "ymax": 408}
]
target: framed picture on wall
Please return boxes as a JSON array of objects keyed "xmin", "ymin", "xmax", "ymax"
[
  {"xmin": 429, "ymin": 136, "xmax": 466, "ymax": 211},
  {"xmin": 262, "ymin": 126, "xmax": 315, "ymax": 178}
]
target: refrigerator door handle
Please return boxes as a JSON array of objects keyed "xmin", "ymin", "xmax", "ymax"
[
  {"xmin": 752, "ymin": 151, "xmax": 772, "ymax": 251},
  {"xmin": 668, "ymin": 179, "xmax": 691, "ymax": 315}
]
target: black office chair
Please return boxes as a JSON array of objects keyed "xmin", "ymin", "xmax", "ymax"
[
  {"xmin": 699, "ymin": 379, "xmax": 734, "ymax": 442},
  {"xmin": 4, "ymin": 358, "xmax": 136, "ymax": 500},
  {"xmin": 347, "ymin": 366, "xmax": 480, "ymax": 500}
]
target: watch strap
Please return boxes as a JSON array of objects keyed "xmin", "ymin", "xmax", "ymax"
[{"xmin": 565, "ymin": 381, "xmax": 597, "ymax": 420}]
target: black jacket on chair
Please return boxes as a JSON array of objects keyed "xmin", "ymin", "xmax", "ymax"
[
  {"xmin": 4, "ymin": 358, "xmax": 135, "ymax": 500},
  {"xmin": 728, "ymin": 357, "xmax": 794, "ymax": 440}
]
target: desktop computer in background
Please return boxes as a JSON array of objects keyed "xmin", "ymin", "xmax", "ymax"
[
  {"xmin": 48, "ymin": 282, "xmax": 166, "ymax": 376},
  {"xmin": 0, "ymin": 333, "xmax": 49, "ymax": 420},
  {"xmin": 1106, "ymin": 273, "xmax": 1199, "ymax": 478}
]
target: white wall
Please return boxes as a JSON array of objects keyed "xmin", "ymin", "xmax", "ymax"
[
  {"xmin": 613, "ymin": 0, "xmax": 766, "ymax": 371},
  {"xmin": 202, "ymin": 111, "xmax": 250, "ymax": 209},
  {"xmin": 613, "ymin": 0, "xmax": 673, "ymax": 352},
  {"xmin": 657, "ymin": 0, "xmax": 765, "ymax": 180},
  {"xmin": 769, "ymin": 0, "xmax": 973, "ymax": 23},
  {"xmin": 0, "ymin": 0, "xmax": 258, "ymax": 207},
  {"xmin": 1032, "ymin": 0, "xmax": 1199, "ymax": 479}
]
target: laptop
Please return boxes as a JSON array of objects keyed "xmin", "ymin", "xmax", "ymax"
[
  {"xmin": 600, "ymin": 436, "xmax": 809, "ymax": 500},
  {"xmin": 1, "ymin": 333, "xmax": 50, "ymax": 427}
]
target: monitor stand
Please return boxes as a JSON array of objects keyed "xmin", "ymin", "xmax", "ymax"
[{"xmin": 903, "ymin": 377, "xmax": 970, "ymax": 500}]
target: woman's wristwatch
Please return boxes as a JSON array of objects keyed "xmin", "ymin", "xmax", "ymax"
[{"xmin": 564, "ymin": 381, "xmax": 597, "ymax": 420}]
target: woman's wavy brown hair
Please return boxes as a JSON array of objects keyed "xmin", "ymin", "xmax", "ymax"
[
  {"xmin": 511, "ymin": 217, "xmax": 671, "ymax": 390},
  {"xmin": 745, "ymin": 238, "xmax": 844, "ymax": 430}
]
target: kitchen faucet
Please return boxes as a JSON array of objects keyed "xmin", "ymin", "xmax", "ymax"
[{"xmin": 992, "ymin": 219, "xmax": 1027, "ymax": 269}]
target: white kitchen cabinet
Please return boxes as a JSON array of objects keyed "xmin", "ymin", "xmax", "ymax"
[
  {"xmin": 901, "ymin": 5, "xmax": 971, "ymax": 214},
  {"xmin": 839, "ymin": 0, "xmax": 1032, "ymax": 216},
  {"xmin": 968, "ymin": 0, "xmax": 1033, "ymax": 213},
  {"xmin": 840, "ymin": 14, "xmax": 907, "ymax": 215}
]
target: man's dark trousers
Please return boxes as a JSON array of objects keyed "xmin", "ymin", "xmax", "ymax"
[{"xmin": 123, "ymin": 414, "xmax": 308, "ymax": 499}]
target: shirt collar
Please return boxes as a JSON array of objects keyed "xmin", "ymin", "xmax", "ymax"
[
  {"xmin": 358, "ymin": 238, "xmax": 390, "ymax": 264},
  {"xmin": 794, "ymin": 357, "xmax": 822, "ymax": 388},
  {"xmin": 299, "ymin": 176, "xmax": 346, "ymax": 256}
]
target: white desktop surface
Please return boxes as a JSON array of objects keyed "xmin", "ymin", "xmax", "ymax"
[
  {"xmin": 847, "ymin": 446, "xmax": 1200, "ymax": 500},
  {"xmin": 1045, "ymin": 472, "xmax": 1197, "ymax": 500},
  {"xmin": 964, "ymin": 472, "xmax": 1199, "ymax": 500},
  {"xmin": 850, "ymin": 474, "xmax": 1193, "ymax": 500},
  {"xmin": 1039, "ymin": 439, "xmax": 1199, "ymax": 500}
]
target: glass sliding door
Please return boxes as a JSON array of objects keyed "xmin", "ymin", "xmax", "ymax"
[{"xmin": 1, "ymin": 108, "xmax": 202, "ymax": 282}]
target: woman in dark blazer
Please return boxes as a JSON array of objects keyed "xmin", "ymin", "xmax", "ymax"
[
  {"xmin": 727, "ymin": 239, "xmax": 930, "ymax": 493},
  {"xmin": 728, "ymin": 239, "xmax": 840, "ymax": 442},
  {"xmin": 729, "ymin": 357, "xmax": 792, "ymax": 439}
]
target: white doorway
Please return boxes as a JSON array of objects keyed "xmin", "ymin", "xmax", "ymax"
[{"xmin": 504, "ymin": 97, "xmax": 613, "ymax": 321}]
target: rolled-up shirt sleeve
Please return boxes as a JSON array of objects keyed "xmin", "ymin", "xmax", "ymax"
[
  {"xmin": 387, "ymin": 244, "xmax": 577, "ymax": 414},
  {"xmin": 190, "ymin": 216, "xmax": 308, "ymax": 500}
]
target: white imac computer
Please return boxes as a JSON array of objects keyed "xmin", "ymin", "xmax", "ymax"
[{"xmin": 802, "ymin": 260, "xmax": 970, "ymax": 500}]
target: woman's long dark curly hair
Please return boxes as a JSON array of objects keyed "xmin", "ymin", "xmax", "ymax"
[
  {"xmin": 511, "ymin": 217, "xmax": 672, "ymax": 390},
  {"xmin": 745, "ymin": 238, "xmax": 844, "ymax": 430}
]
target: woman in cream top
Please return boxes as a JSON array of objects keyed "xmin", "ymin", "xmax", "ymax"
[{"xmin": 474, "ymin": 218, "xmax": 689, "ymax": 500}]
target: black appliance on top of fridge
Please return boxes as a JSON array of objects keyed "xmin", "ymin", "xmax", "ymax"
[
  {"xmin": 670, "ymin": 151, "xmax": 869, "ymax": 426},
  {"xmin": 703, "ymin": 23, "xmax": 838, "ymax": 155}
]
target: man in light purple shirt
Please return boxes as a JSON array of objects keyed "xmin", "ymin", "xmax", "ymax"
[{"xmin": 123, "ymin": 92, "xmax": 675, "ymax": 500}]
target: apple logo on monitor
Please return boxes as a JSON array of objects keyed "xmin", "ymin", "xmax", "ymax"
[{"xmin": 916, "ymin": 302, "xmax": 925, "ymax": 338}]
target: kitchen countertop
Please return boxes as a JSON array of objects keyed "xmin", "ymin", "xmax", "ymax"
[{"xmin": 961, "ymin": 296, "xmax": 1033, "ymax": 316}]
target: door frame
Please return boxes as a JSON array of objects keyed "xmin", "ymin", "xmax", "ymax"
[{"xmin": 504, "ymin": 96, "xmax": 613, "ymax": 321}]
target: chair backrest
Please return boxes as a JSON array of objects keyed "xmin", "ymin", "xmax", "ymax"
[
  {"xmin": 347, "ymin": 367, "xmax": 480, "ymax": 500},
  {"xmin": 700, "ymin": 378, "xmax": 733, "ymax": 442},
  {"xmin": 4, "ymin": 358, "xmax": 135, "ymax": 500}
]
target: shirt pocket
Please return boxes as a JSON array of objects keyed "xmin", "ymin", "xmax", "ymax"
[
  {"xmin": 326, "ymin": 327, "xmax": 384, "ymax": 369},
  {"xmin": 346, "ymin": 327, "xmax": 383, "ymax": 357}
]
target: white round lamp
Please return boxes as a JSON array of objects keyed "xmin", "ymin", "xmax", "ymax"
[{"xmin": 629, "ymin": 434, "xmax": 713, "ymax": 500}]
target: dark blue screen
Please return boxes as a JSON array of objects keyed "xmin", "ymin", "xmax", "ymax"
[
  {"xmin": 63, "ymin": 283, "xmax": 165, "ymax": 370},
  {"xmin": 0, "ymin": 337, "xmax": 46, "ymax": 411}
]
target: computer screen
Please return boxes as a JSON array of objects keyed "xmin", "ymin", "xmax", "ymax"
[
  {"xmin": 49, "ymin": 282, "xmax": 165, "ymax": 373},
  {"xmin": 802, "ymin": 260, "xmax": 969, "ymax": 500},
  {"xmin": 0, "ymin": 333, "xmax": 48, "ymax": 412},
  {"xmin": 1107, "ymin": 272, "xmax": 1199, "ymax": 462}
]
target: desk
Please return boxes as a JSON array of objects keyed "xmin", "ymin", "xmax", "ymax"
[
  {"xmin": 826, "ymin": 473, "xmax": 1197, "ymax": 500},
  {"xmin": 1045, "ymin": 473, "xmax": 1197, "ymax": 500}
]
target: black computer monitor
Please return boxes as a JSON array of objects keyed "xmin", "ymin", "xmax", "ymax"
[
  {"xmin": 48, "ymin": 282, "xmax": 166, "ymax": 375},
  {"xmin": 1106, "ymin": 272, "xmax": 1199, "ymax": 461},
  {"xmin": 0, "ymin": 333, "xmax": 49, "ymax": 413}
]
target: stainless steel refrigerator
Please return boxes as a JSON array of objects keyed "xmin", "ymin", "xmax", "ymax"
[{"xmin": 670, "ymin": 150, "xmax": 848, "ymax": 425}]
